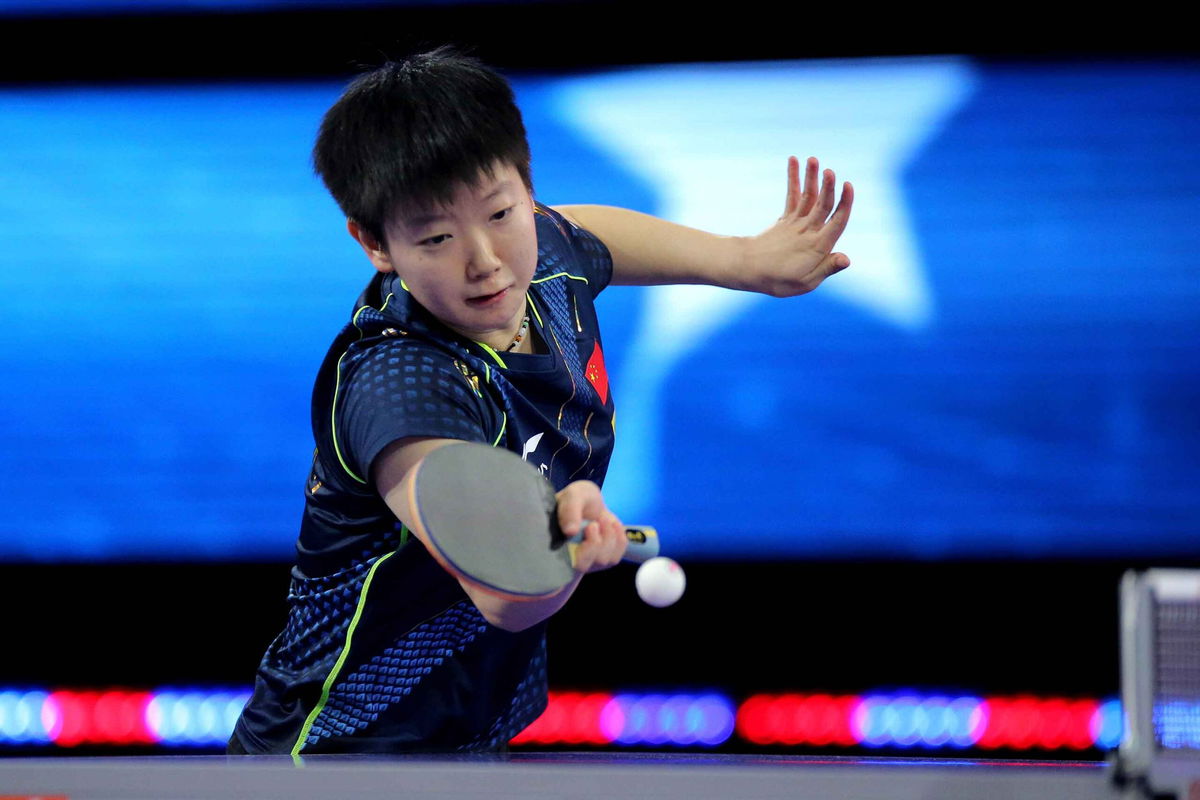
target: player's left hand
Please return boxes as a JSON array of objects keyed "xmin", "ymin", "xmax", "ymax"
[{"xmin": 740, "ymin": 156, "xmax": 853, "ymax": 297}]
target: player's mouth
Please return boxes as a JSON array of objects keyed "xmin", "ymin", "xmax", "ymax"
[{"xmin": 466, "ymin": 286, "xmax": 511, "ymax": 308}]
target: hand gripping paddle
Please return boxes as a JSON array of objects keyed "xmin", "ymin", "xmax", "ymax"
[{"xmin": 405, "ymin": 441, "xmax": 658, "ymax": 600}]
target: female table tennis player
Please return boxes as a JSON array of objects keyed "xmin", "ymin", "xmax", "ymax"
[{"xmin": 229, "ymin": 46, "xmax": 852, "ymax": 755}]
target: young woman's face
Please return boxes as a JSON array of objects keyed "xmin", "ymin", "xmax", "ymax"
[{"xmin": 366, "ymin": 162, "xmax": 538, "ymax": 350}]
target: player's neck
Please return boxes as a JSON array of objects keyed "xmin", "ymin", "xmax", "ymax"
[{"xmin": 513, "ymin": 325, "xmax": 547, "ymax": 355}]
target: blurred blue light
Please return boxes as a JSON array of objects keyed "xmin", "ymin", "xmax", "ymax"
[
  {"xmin": 1093, "ymin": 699, "xmax": 1123, "ymax": 750},
  {"xmin": 0, "ymin": 691, "xmax": 50, "ymax": 744},
  {"xmin": 855, "ymin": 696, "xmax": 889, "ymax": 747},
  {"xmin": 661, "ymin": 695, "xmax": 694, "ymax": 744},
  {"xmin": 887, "ymin": 696, "xmax": 922, "ymax": 746},
  {"xmin": 607, "ymin": 693, "xmax": 734, "ymax": 747},
  {"xmin": 853, "ymin": 693, "xmax": 985, "ymax": 750},
  {"xmin": 948, "ymin": 697, "xmax": 984, "ymax": 747},
  {"xmin": 917, "ymin": 697, "xmax": 951, "ymax": 747},
  {"xmin": 694, "ymin": 694, "xmax": 736, "ymax": 746}
]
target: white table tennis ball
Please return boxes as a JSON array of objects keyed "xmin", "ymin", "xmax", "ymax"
[{"xmin": 635, "ymin": 557, "xmax": 686, "ymax": 607}]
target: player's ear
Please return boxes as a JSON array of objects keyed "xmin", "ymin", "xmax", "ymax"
[{"xmin": 347, "ymin": 219, "xmax": 395, "ymax": 274}]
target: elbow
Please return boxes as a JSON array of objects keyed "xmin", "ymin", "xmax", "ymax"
[
  {"xmin": 469, "ymin": 591, "xmax": 549, "ymax": 632},
  {"xmin": 459, "ymin": 576, "xmax": 577, "ymax": 632},
  {"xmin": 483, "ymin": 610, "xmax": 541, "ymax": 633}
]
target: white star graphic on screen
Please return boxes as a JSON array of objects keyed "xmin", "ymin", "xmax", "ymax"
[{"xmin": 554, "ymin": 58, "xmax": 977, "ymax": 517}]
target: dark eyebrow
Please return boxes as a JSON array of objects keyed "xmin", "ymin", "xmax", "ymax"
[
  {"xmin": 404, "ymin": 181, "xmax": 514, "ymax": 232},
  {"xmin": 406, "ymin": 210, "xmax": 448, "ymax": 230},
  {"xmin": 479, "ymin": 180, "xmax": 512, "ymax": 202}
]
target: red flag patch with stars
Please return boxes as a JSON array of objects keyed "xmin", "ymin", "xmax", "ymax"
[{"xmin": 585, "ymin": 341, "xmax": 609, "ymax": 405}]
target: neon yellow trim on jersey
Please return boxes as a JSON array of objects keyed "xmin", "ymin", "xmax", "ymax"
[
  {"xmin": 527, "ymin": 294, "xmax": 544, "ymax": 328},
  {"xmin": 492, "ymin": 413, "xmax": 507, "ymax": 447},
  {"xmin": 291, "ymin": 550, "xmax": 394, "ymax": 756},
  {"xmin": 329, "ymin": 293, "xmax": 396, "ymax": 485},
  {"xmin": 399, "ymin": 279, "xmax": 410, "ymax": 292},
  {"xmin": 474, "ymin": 342, "xmax": 507, "ymax": 369},
  {"xmin": 330, "ymin": 306, "xmax": 372, "ymax": 484},
  {"xmin": 531, "ymin": 272, "xmax": 589, "ymax": 286}
]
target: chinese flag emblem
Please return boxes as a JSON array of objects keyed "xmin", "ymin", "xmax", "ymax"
[{"xmin": 585, "ymin": 341, "xmax": 609, "ymax": 405}]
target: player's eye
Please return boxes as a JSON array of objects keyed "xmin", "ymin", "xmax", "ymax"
[
  {"xmin": 491, "ymin": 207, "xmax": 513, "ymax": 222},
  {"xmin": 420, "ymin": 234, "xmax": 450, "ymax": 247}
]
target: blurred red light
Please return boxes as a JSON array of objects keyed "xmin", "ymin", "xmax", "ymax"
[
  {"xmin": 736, "ymin": 695, "xmax": 772, "ymax": 744},
  {"xmin": 1068, "ymin": 700, "xmax": 1099, "ymax": 749},
  {"xmin": 977, "ymin": 699, "xmax": 1003, "ymax": 748},
  {"xmin": 570, "ymin": 693, "xmax": 610, "ymax": 744},
  {"xmin": 794, "ymin": 696, "xmax": 820, "ymax": 745},
  {"xmin": 1008, "ymin": 697, "xmax": 1040, "ymax": 749},
  {"xmin": 809, "ymin": 695, "xmax": 845, "ymax": 745},
  {"xmin": 735, "ymin": 694, "xmax": 859, "ymax": 747},
  {"xmin": 92, "ymin": 691, "xmax": 153, "ymax": 745},
  {"xmin": 562, "ymin": 693, "xmax": 590, "ymax": 743},
  {"xmin": 775, "ymin": 694, "xmax": 802, "ymax": 745},
  {"xmin": 976, "ymin": 696, "xmax": 1100, "ymax": 751},
  {"xmin": 835, "ymin": 696, "xmax": 859, "ymax": 745},
  {"xmin": 49, "ymin": 691, "xmax": 101, "ymax": 747},
  {"xmin": 1037, "ymin": 699, "xmax": 1070, "ymax": 749}
]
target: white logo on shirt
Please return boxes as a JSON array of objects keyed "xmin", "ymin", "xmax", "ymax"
[{"xmin": 522, "ymin": 433, "xmax": 549, "ymax": 475}]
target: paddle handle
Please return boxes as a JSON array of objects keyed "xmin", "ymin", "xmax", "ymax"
[{"xmin": 566, "ymin": 524, "xmax": 659, "ymax": 566}]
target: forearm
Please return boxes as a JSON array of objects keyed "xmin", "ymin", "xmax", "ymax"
[
  {"xmin": 555, "ymin": 158, "xmax": 853, "ymax": 299},
  {"xmin": 464, "ymin": 573, "xmax": 583, "ymax": 632},
  {"xmin": 555, "ymin": 204, "xmax": 749, "ymax": 290}
]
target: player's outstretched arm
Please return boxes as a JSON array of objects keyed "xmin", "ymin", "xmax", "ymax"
[
  {"xmin": 555, "ymin": 156, "xmax": 853, "ymax": 296},
  {"xmin": 374, "ymin": 439, "xmax": 626, "ymax": 632}
]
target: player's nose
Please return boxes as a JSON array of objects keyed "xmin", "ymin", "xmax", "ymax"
[{"xmin": 464, "ymin": 230, "xmax": 503, "ymax": 278}]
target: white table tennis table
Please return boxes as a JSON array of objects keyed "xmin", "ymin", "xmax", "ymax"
[{"xmin": 0, "ymin": 751, "xmax": 1115, "ymax": 800}]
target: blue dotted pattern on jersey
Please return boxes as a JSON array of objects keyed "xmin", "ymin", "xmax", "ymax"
[
  {"xmin": 271, "ymin": 530, "xmax": 402, "ymax": 673},
  {"xmin": 304, "ymin": 600, "xmax": 489, "ymax": 744},
  {"xmin": 338, "ymin": 337, "xmax": 491, "ymax": 480}
]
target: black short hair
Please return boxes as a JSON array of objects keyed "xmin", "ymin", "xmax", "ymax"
[{"xmin": 313, "ymin": 46, "xmax": 533, "ymax": 246}]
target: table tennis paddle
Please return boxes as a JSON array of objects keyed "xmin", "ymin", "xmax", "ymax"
[{"xmin": 405, "ymin": 441, "xmax": 658, "ymax": 600}]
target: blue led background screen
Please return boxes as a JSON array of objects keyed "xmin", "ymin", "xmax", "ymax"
[{"xmin": 1, "ymin": 58, "xmax": 1197, "ymax": 562}]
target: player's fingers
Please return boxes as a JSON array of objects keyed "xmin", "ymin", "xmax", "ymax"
[
  {"xmin": 812, "ymin": 168, "xmax": 836, "ymax": 221},
  {"xmin": 798, "ymin": 156, "xmax": 820, "ymax": 217},
  {"xmin": 576, "ymin": 514, "xmax": 627, "ymax": 573},
  {"xmin": 818, "ymin": 181, "xmax": 854, "ymax": 243},
  {"xmin": 555, "ymin": 483, "xmax": 594, "ymax": 537},
  {"xmin": 595, "ymin": 512, "xmax": 627, "ymax": 567},
  {"xmin": 821, "ymin": 252, "xmax": 851, "ymax": 277},
  {"xmin": 573, "ymin": 519, "xmax": 606, "ymax": 572},
  {"xmin": 783, "ymin": 156, "xmax": 800, "ymax": 217}
]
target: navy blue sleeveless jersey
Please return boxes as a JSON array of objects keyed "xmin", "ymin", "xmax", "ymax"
[{"xmin": 231, "ymin": 205, "xmax": 616, "ymax": 755}]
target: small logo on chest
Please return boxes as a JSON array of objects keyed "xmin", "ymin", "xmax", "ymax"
[{"xmin": 522, "ymin": 432, "xmax": 549, "ymax": 475}]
